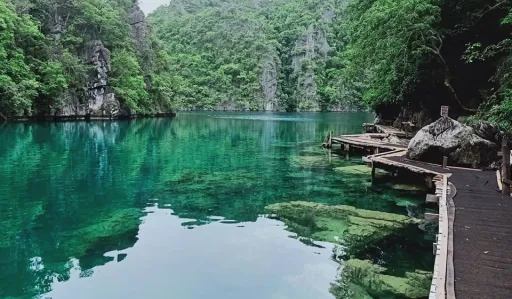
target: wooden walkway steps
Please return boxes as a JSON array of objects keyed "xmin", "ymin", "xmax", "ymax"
[
  {"xmin": 329, "ymin": 134, "xmax": 407, "ymax": 152},
  {"xmin": 363, "ymin": 151, "xmax": 512, "ymax": 299},
  {"xmin": 449, "ymin": 170, "xmax": 512, "ymax": 299}
]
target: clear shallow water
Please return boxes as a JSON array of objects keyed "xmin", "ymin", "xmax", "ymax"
[{"xmin": 0, "ymin": 112, "xmax": 433, "ymax": 298}]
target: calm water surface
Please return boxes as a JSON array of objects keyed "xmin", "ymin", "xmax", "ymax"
[{"xmin": 0, "ymin": 112, "xmax": 432, "ymax": 299}]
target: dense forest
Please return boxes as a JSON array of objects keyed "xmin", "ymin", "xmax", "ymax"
[
  {"xmin": 149, "ymin": 0, "xmax": 512, "ymax": 126},
  {"xmin": 1, "ymin": 0, "xmax": 512, "ymax": 128},
  {"xmin": 148, "ymin": 0, "xmax": 359, "ymax": 112}
]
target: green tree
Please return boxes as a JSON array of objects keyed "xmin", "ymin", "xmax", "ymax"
[{"xmin": 110, "ymin": 50, "xmax": 149, "ymax": 112}]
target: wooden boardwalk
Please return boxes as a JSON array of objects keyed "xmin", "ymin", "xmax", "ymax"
[
  {"xmin": 449, "ymin": 170, "xmax": 512, "ymax": 299},
  {"xmin": 365, "ymin": 151, "xmax": 512, "ymax": 299},
  {"xmin": 327, "ymin": 134, "xmax": 407, "ymax": 152}
]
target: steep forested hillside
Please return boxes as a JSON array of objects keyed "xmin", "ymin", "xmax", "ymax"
[
  {"xmin": 342, "ymin": 0, "xmax": 512, "ymax": 129},
  {"xmin": 150, "ymin": 0, "xmax": 512, "ymax": 127},
  {"xmin": 0, "ymin": 0, "xmax": 177, "ymax": 119},
  {"xmin": 2, "ymin": 0, "xmax": 511, "ymax": 125},
  {"xmin": 148, "ymin": 0, "xmax": 360, "ymax": 112}
]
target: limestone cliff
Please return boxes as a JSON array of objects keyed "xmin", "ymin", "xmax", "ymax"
[
  {"xmin": 260, "ymin": 49, "xmax": 280, "ymax": 111},
  {"xmin": 55, "ymin": 41, "xmax": 121, "ymax": 118},
  {"xmin": 49, "ymin": 1, "xmax": 158, "ymax": 119},
  {"xmin": 128, "ymin": 2, "xmax": 154, "ymax": 74}
]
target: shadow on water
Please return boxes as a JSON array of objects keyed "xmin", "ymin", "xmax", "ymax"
[{"xmin": 0, "ymin": 112, "xmax": 433, "ymax": 298}]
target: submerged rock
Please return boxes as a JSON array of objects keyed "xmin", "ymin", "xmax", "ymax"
[
  {"xmin": 335, "ymin": 259, "xmax": 431, "ymax": 298},
  {"xmin": 265, "ymin": 201, "xmax": 415, "ymax": 255},
  {"xmin": 333, "ymin": 165, "xmax": 372, "ymax": 175},
  {"xmin": 406, "ymin": 117, "xmax": 498, "ymax": 168},
  {"xmin": 61, "ymin": 208, "xmax": 142, "ymax": 258}
]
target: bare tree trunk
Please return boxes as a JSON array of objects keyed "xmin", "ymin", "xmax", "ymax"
[
  {"xmin": 443, "ymin": 76, "xmax": 478, "ymax": 112},
  {"xmin": 435, "ymin": 49, "xmax": 478, "ymax": 112}
]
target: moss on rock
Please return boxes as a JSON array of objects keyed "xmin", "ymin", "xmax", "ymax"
[
  {"xmin": 341, "ymin": 259, "xmax": 432, "ymax": 298},
  {"xmin": 61, "ymin": 208, "xmax": 142, "ymax": 258},
  {"xmin": 265, "ymin": 201, "xmax": 415, "ymax": 255}
]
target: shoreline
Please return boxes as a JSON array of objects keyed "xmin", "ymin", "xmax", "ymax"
[{"xmin": 1, "ymin": 112, "xmax": 177, "ymax": 123}]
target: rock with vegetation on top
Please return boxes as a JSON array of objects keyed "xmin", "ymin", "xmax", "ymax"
[{"xmin": 407, "ymin": 117, "xmax": 498, "ymax": 168}]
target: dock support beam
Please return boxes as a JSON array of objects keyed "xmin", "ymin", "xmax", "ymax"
[
  {"xmin": 345, "ymin": 144, "xmax": 350, "ymax": 161},
  {"xmin": 371, "ymin": 162, "xmax": 376, "ymax": 185},
  {"xmin": 502, "ymin": 139, "xmax": 511, "ymax": 196},
  {"xmin": 426, "ymin": 175, "xmax": 433, "ymax": 189},
  {"xmin": 443, "ymin": 156, "xmax": 448, "ymax": 169}
]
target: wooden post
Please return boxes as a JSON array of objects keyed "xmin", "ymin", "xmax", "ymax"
[
  {"xmin": 502, "ymin": 138, "xmax": 510, "ymax": 196},
  {"xmin": 345, "ymin": 144, "xmax": 350, "ymax": 161},
  {"xmin": 442, "ymin": 156, "xmax": 448, "ymax": 169},
  {"xmin": 371, "ymin": 162, "xmax": 376, "ymax": 185},
  {"xmin": 328, "ymin": 132, "xmax": 332, "ymax": 149},
  {"xmin": 426, "ymin": 175, "xmax": 433, "ymax": 189},
  {"xmin": 375, "ymin": 148, "xmax": 380, "ymax": 155}
]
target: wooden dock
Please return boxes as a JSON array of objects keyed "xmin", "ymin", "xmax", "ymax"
[
  {"xmin": 449, "ymin": 170, "xmax": 512, "ymax": 299},
  {"xmin": 363, "ymin": 150, "xmax": 512, "ymax": 299},
  {"xmin": 324, "ymin": 133, "xmax": 407, "ymax": 153},
  {"xmin": 323, "ymin": 129, "xmax": 512, "ymax": 298}
]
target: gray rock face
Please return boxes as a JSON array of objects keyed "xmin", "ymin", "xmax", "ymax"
[
  {"xmin": 84, "ymin": 40, "xmax": 110, "ymax": 89},
  {"xmin": 55, "ymin": 40, "xmax": 120, "ymax": 118},
  {"xmin": 260, "ymin": 50, "xmax": 279, "ymax": 111},
  {"xmin": 406, "ymin": 117, "xmax": 498, "ymax": 168},
  {"xmin": 291, "ymin": 20, "xmax": 333, "ymax": 111},
  {"xmin": 128, "ymin": 3, "xmax": 152, "ymax": 71}
]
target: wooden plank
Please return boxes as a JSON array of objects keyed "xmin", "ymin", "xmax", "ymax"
[
  {"xmin": 332, "ymin": 136, "xmax": 406, "ymax": 151},
  {"xmin": 502, "ymin": 139, "xmax": 510, "ymax": 195},
  {"xmin": 446, "ymin": 182, "xmax": 456, "ymax": 299},
  {"xmin": 425, "ymin": 213, "xmax": 439, "ymax": 221},
  {"xmin": 366, "ymin": 149, "xmax": 407, "ymax": 160},
  {"xmin": 426, "ymin": 194, "xmax": 439, "ymax": 203},
  {"xmin": 372, "ymin": 156, "xmax": 444, "ymax": 176},
  {"xmin": 497, "ymin": 170, "xmax": 503, "ymax": 191},
  {"xmin": 436, "ymin": 175, "xmax": 449, "ymax": 299}
]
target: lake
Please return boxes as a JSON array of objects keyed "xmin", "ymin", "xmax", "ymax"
[{"xmin": 0, "ymin": 112, "xmax": 434, "ymax": 298}]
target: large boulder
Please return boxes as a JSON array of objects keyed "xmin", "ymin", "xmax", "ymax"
[{"xmin": 406, "ymin": 117, "xmax": 498, "ymax": 168}]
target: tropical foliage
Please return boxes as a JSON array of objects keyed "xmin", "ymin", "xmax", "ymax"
[
  {"xmin": 0, "ymin": 0, "xmax": 177, "ymax": 118},
  {"xmin": 2, "ymin": 0, "xmax": 512, "ymax": 123},
  {"xmin": 150, "ymin": 0, "xmax": 512, "ymax": 123},
  {"xmin": 342, "ymin": 0, "xmax": 512, "ymax": 127}
]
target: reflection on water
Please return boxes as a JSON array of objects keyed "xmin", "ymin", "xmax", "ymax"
[
  {"xmin": 47, "ymin": 207, "xmax": 338, "ymax": 299},
  {"xmin": 0, "ymin": 112, "xmax": 432, "ymax": 298}
]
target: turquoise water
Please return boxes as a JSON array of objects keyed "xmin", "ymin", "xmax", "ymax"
[{"xmin": 0, "ymin": 112, "xmax": 433, "ymax": 298}]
